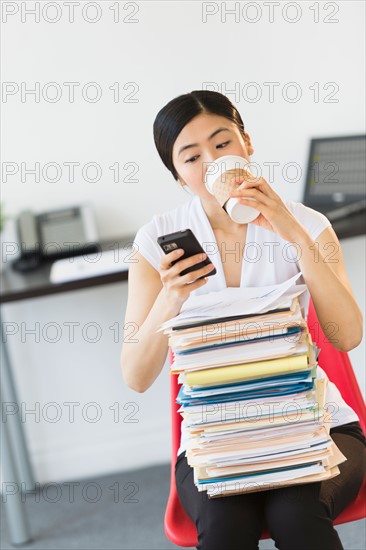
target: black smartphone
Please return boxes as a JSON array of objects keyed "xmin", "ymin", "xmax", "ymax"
[{"xmin": 157, "ymin": 229, "xmax": 216, "ymax": 279}]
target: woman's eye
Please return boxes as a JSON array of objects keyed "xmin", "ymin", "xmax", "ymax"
[{"xmin": 185, "ymin": 142, "xmax": 231, "ymax": 163}]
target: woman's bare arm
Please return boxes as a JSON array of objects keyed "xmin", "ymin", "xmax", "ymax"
[
  {"xmin": 229, "ymin": 175, "xmax": 363, "ymax": 352},
  {"xmin": 295, "ymin": 226, "xmax": 363, "ymax": 352},
  {"xmin": 120, "ymin": 251, "xmax": 181, "ymax": 392},
  {"xmin": 121, "ymin": 248, "xmax": 214, "ymax": 392}
]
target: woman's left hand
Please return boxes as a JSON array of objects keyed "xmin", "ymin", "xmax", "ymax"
[{"xmin": 229, "ymin": 174, "xmax": 308, "ymax": 243}]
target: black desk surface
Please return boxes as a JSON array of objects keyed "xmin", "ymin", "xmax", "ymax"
[{"xmin": 0, "ymin": 236, "xmax": 135, "ymax": 304}]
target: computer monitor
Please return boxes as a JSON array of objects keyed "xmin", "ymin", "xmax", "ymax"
[{"xmin": 303, "ymin": 134, "xmax": 366, "ymax": 214}]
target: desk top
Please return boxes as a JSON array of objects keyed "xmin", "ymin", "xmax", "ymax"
[{"xmin": 0, "ymin": 236, "xmax": 135, "ymax": 304}]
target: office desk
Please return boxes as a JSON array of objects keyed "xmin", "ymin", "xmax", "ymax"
[{"xmin": 0, "ymin": 235, "xmax": 134, "ymax": 546}]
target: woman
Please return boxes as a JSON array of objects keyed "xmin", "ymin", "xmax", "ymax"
[{"xmin": 121, "ymin": 90, "xmax": 366, "ymax": 550}]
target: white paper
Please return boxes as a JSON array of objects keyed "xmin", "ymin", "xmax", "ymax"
[{"xmin": 157, "ymin": 274, "xmax": 305, "ymax": 332}]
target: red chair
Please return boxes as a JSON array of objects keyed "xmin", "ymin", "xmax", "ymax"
[{"xmin": 164, "ymin": 299, "xmax": 366, "ymax": 547}]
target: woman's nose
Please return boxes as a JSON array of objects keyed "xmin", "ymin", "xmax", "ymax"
[
  {"xmin": 210, "ymin": 153, "xmax": 225, "ymax": 163},
  {"xmin": 203, "ymin": 155, "xmax": 222, "ymax": 175},
  {"xmin": 202, "ymin": 162, "xmax": 217, "ymax": 185},
  {"xmin": 203, "ymin": 154, "xmax": 225, "ymax": 178}
]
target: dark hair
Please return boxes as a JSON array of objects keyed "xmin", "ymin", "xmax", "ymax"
[{"xmin": 153, "ymin": 90, "xmax": 246, "ymax": 182}]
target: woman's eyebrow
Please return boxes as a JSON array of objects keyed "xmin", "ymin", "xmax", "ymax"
[{"xmin": 178, "ymin": 127, "xmax": 231, "ymax": 157}]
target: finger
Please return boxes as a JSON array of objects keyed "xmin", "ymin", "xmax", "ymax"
[
  {"xmin": 171, "ymin": 274, "xmax": 209, "ymax": 291},
  {"xmin": 165, "ymin": 252, "xmax": 209, "ymax": 280},
  {"xmin": 160, "ymin": 248, "xmax": 184, "ymax": 269},
  {"xmin": 236, "ymin": 196, "xmax": 272, "ymax": 219},
  {"xmin": 231, "ymin": 174, "xmax": 261, "ymax": 187},
  {"xmin": 229, "ymin": 187, "xmax": 272, "ymax": 206},
  {"xmin": 180, "ymin": 262, "xmax": 216, "ymax": 284},
  {"xmin": 232, "ymin": 176, "xmax": 278, "ymax": 199},
  {"xmin": 175, "ymin": 252, "xmax": 208, "ymax": 271},
  {"xmin": 256, "ymin": 177, "xmax": 279, "ymax": 199}
]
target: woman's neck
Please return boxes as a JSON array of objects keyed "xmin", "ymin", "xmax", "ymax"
[{"xmin": 199, "ymin": 195, "xmax": 248, "ymax": 233}]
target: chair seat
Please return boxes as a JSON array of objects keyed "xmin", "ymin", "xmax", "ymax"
[{"xmin": 165, "ymin": 461, "xmax": 366, "ymax": 547}]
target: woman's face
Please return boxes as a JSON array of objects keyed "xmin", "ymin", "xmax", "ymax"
[{"xmin": 172, "ymin": 113, "xmax": 254, "ymax": 199}]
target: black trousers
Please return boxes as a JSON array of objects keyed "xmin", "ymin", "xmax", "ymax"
[{"xmin": 175, "ymin": 421, "xmax": 366, "ymax": 550}]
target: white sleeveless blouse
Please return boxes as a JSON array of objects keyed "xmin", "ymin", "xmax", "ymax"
[{"xmin": 132, "ymin": 195, "xmax": 360, "ymax": 456}]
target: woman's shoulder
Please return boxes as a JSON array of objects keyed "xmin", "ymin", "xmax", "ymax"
[{"xmin": 283, "ymin": 199, "xmax": 332, "ymax": 241}]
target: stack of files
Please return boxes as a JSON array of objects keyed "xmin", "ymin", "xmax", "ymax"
[{"xmin": 158, "ymin": 275, "xmax": 347, "ymax": 498}]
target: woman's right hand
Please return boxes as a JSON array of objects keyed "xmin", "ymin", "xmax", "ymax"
[{"xmin": 158, "ymin": 249, "xmax": 215, "ymax": 309}]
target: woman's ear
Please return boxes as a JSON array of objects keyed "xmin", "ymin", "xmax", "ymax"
[{"xmin": 244, "ymin": 132, "xmax": 254, "ymax": 156}]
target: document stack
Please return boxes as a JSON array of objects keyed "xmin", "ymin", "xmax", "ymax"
[{"xmin": 158, "ymin": 274, "xmax": 347, "ymax": 498}]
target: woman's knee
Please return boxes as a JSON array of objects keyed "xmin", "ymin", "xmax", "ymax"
[
  {"xmin": 176, "ymin": 463, "xmax": 265, "ymax": 549},
  {"xmin": 264, "ymin": 484, "xmax": 343, "ymax": 550},
  {"xmin": 265, "ymin": 482, "xmax": 321, "ymax": 529},
  {"xmin": 195, "ymin": 495, "xmax": 265, "ymax": 550}
]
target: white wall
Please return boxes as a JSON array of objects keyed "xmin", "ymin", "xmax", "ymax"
[{"xmin": 1, "ymin": 1, "xmax": 365, "ymax": 483}]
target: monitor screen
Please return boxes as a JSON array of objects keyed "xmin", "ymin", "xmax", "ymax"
[{"xmin": 303, "ymin": 135, "xmax": 366, "ymax": 213}]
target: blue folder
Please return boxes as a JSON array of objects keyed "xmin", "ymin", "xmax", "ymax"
[{"xmin": 177, "ymin": 380, "xmax": 314, "ymax": 407}]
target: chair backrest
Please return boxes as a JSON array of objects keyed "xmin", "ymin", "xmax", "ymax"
[
  {"xmin": 169, "ymin": 346, "xmax": 182, "ymax": 457},
  {"xmin": 307, "ymin": 299, "xmax": 366, "ymax": 433},
  {"xmin": 166, "ymin": 348, "xmax": 199, "ymax": 547}
]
